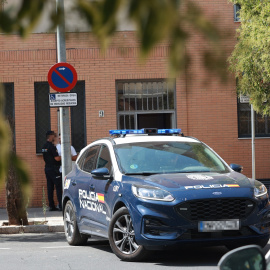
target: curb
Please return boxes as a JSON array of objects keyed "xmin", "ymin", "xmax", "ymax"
[{"xmin": 0, "ymin": 224, "xmax": 64, "ymax": 234}]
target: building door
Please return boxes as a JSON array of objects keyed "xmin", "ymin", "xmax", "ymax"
[{"xmin": 137, "ymin": 113, "xmax": 172, "ymax": 129}]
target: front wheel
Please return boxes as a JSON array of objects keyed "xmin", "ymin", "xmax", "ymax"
[
  {"xmin": 64, "ymin": 200, "xmax": 88, "ymax": 246},
  {"xmin": 108, "ymin": 207, "xmax": 149, "ymax": 261}
]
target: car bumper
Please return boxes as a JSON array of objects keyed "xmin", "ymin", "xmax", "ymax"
[{"xmin": 129, "ymin": 198, "xmax": 270, "ymax": 249}]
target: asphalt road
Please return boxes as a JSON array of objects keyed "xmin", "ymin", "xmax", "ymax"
[{"xmin": 0, "ymin": 233, "xmax": 269, "ymax": 270}]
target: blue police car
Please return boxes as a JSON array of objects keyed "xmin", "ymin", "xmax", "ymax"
[{"xmin": 62, "ymin": 128, "xmax": 270, "ymax": 261}]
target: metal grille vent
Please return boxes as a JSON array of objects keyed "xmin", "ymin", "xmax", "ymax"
[{"xmin": 176, "ymin": 198, "xmax": 256, "ymax": 221}]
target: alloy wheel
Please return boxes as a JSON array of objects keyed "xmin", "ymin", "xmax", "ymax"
[
  {"xmin": 112, "ymin": 214, "xmax": 139, "ymax": 254},
  {"xmin": 64, "ymin": 203, "xmax": 75, "ymax": 240}
]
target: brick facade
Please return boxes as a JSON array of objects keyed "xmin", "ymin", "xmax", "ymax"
[{"xmin": 1, "ymin": 1, "xmax": 270, "ymax": 207}]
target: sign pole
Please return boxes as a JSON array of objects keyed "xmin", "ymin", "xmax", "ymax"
[
  {"xmin": 251, "ymin": 104, "xmax": 255, "ymax": 179},
  {"xmin": 56, "ymin": 0, "xmax": 72, "ymax": 190},
  {"xmin": 240, "ymin": 95, "xmax": 256, "ymax": 180}
]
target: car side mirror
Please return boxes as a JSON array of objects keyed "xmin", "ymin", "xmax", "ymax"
[
  {"xmin": 218, "ymin": 245, "xmax": 266, "ymax": 270},
  {"xmin": 230, "ymin": 163, "xmax": 243, "ymax": 173},
  {"xmin": 91, "ymin": 168, "xmax": 112, "ymax": 180}
]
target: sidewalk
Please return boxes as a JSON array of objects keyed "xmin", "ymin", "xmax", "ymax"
[{"xmin": 0, "ymin": 208, "xmax": 64, "ymax": 234}]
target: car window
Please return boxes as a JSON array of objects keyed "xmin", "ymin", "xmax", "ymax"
[
  {"xmin": 96, "ymin": 145, "xmax": 112, "ymax": 173},
  {"xmin": 114, "ymin": 141, "xmax": 229, "ymax": 174},
  {"xmin": 82, "ymin": 145, "xmax": 100, "ymax": 173},
  {"xmin": 77, "ymin": 150, "xmax": 87, "ymax": 170}
]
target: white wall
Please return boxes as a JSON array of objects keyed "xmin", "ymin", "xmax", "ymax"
[{"xmin": 4, "ymin": 0, "xmax": 135, "ymax": 33}]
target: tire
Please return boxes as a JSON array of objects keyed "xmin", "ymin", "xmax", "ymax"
[
  {"xmin": 108, "ymin": 207, "xmax": 150, "ymax": 261},
  {"xmin": 64, "ymin": 200, "xmax": 88, "ymax": 246}
]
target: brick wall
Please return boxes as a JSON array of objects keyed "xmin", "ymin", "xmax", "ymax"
[{"xmin": 0, "ymin": 1, "xmax": 269, "ymax": 207}]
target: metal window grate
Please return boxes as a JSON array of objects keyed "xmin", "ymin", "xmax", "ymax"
[
  {"xmin": 238, "ymin": 100, "xmax": 270, "ymax": 138},
  {"xmin": 116, "ymin": 79, "xmax": 176, "ymax": 129},
  {"xmin": 35, "ymin": 82, "xmax": 51, "ymax": 153},
  {"xmin": 117, "ymin": 79, "xmax": 175, "ymax": 112}
]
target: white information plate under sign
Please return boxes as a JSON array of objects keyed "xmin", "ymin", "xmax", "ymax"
[
  {"xmin": 49, "ymin": 93, "xmax": 77, "ymax": 107},
  {"xmin": 240, "ymin": 94, "xmax": 250, "ymax": 103}
]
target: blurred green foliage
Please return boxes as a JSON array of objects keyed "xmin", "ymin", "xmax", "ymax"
[
  {"xmin": 229, "ymin": 0, "xmax": 270, "ymax": 115},
  {"xmin": 0, "ymin": 0, "xmax": 226, "ymax": 189},
  {"xmin": 0, "ymin": 84, "xmax": 31, "ymax": 200},
  {"xmin": 0, "ymin": 0, "xmax": 224, "ymax": 76}
]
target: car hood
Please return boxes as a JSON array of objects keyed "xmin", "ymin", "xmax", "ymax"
[{"xmin": 124, "ymin": 171, "xmax": 253, "ymax": 190}]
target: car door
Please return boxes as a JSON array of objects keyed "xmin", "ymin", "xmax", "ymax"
[
  {"xmin": 89, "ymin": 143, "xmax": 117, "ymax": 237},
  {"xmin": 75, "ymin": 144, "xmax": 100, "ymax": 234}
]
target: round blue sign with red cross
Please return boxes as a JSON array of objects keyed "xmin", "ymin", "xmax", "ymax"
[{"xmin": 48, "ymin": 62, "xmax": 77, "ymax": 92}]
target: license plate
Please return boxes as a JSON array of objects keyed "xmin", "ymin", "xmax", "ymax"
[{"xmin": 198, "ymin": 220, "xmax": 240, "ymax": 232}]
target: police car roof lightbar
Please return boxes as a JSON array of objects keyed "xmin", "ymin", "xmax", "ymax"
[
  {"xmin": 157, "ymin": 129, "xmax": 182, "ymax": 134},
  {"xmin": 109, "ymin": 128, "xmax": 182, "ymax": 136}
]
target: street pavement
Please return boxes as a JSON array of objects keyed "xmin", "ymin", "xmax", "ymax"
[
  {"xmin": 0, "ymin": 207, "xmax": 64, "ymax": 234},
  {"xmin": 0, "ymin": 233, "xmax": 226, "ymax": 270},
  {"xmin": 0, "ymin": 208, "xmax": 270, "ymax": 269},
  {"xmin": 0, "ymin": 209, "xmax": 224, "ymax": 269},
  {"xmin": 0, "ymin": 233, "xmax": 269, "ymax": 270}
]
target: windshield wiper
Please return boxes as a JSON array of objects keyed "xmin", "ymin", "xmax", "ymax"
[
  {"xmin": 180, "ymin": 170, "xmax": 211, "ymax": 173},
  {"xmin": 124, "ymin": 172, "xmax": 158, "ymax": 176}
]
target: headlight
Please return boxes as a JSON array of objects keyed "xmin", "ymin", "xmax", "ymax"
[
  {"xmin": 254, "ymin": 183, "xmax": 268, "ymax": 198},
  {"xmin": 132, "ymin": 185, "xmax": 174, "ymax": 201}
]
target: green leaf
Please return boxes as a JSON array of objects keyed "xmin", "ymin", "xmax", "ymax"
[{"xmin": 229, "ymin": 0, "xmax": 270, "ymax": 114}]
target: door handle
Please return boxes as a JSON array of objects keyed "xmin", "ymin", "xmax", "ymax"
[
  {"xmin": 89, "ymin": 184, "xmax": 95, "ymax": 191},
  {"xmin": 71, "ymin": 179, "xmax": 76, "ymax": 186}
]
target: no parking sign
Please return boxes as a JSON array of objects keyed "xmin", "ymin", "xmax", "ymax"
[{"xmin": 48, "ymin": 62, "xmax": 77, "ymax": 92}]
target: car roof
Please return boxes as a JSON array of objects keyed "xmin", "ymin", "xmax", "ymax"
[{"xmin": 112, "ymin": 135, "xmax": 200, "ymax": 145}]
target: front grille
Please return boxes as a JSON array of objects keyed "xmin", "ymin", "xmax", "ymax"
[
  {"xmin": 179, "ymin": 226, "xmax": 255, "ymax": 240},
  {"xmin": 175, "ymin": 198, "xmax": 256, "ymax": 221}
]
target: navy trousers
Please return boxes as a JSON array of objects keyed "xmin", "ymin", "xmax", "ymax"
[{"xmin": 45, "ymin": 168, "xmax": 62, "ymax": 209}]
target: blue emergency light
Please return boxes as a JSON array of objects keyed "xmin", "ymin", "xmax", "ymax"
[
  {"xmin": 109, "ymin": 128, "xmax": 181, "ymax": 136},
  {"xmin": 157, "ymin": 129, "xmax": 182, "ymax": 134},
  {"xmin": 109, "ymin": 129, "xmax": 144, "ymax": 135}
]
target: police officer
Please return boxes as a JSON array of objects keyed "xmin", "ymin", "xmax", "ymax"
[{"xmin": 42, "ymin": 131, "xmax": 62, "ymax": 211}]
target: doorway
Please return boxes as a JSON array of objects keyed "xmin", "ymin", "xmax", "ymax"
[{"xmin": 137, "ymin": 113, "xmax": 172, "ymax": 129}]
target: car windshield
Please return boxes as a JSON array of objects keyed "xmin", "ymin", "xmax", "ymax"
[{"xmin": 114, "ymin": 141, "xmax": 229, "ymax": 174}]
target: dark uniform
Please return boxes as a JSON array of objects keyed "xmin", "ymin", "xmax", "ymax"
[{"xmin": 42, "ymin": 140, "xmax": 62, "ymax": 210}]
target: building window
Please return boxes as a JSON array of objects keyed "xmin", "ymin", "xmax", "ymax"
[
  {"xmin": 238, "ymin": 100, "xmax": 270, "ymax": 138},
  {"xmin": 234, "ymin": 4, "xmax": 241, "ymax": 22},
  {"xmin": 35, "ymin": 82, "xmax": 51, "ymax": 153},
  {"xmin": 70, "ymin": 81, "xmax": 86, "ymax": 152},
  {"xmin": 35, "ymin": 81, "xmax": 86, "ymax": 154},
  {"xmin": 3, "ymin": 82, "xmax": 15, "ymax": 124},
  {"xmin": 3, "ymin": 83, "xmax": 15, "ymax": 146},
  {"xmin": 116, "ymin": 79, "xmax": 176, "ymax": 129}
]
